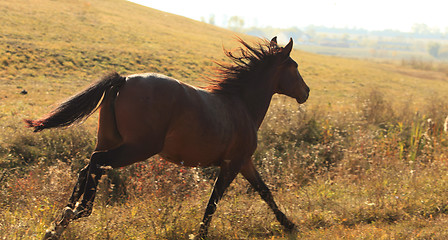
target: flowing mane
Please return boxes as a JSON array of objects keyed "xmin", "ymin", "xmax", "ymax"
[{"xmin": 207, "ymin": 38, "xmax": 282, "ymax": 95}]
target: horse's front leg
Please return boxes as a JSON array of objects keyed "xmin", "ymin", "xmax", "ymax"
[
  {"xmin": 197, "ymin": 159, "xmax": 242, "ymax": 239},
  {"xmin": 240, "ymin": 158, "xmax": 296, "ymax": 231}
]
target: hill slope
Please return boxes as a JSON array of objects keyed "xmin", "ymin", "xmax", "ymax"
[
  {"xmin": 1, "ymin": 0, "xmax": 447, "ymax": 112},
  {"xmin": 0, "ymin": 0, "xmax": 241, "ymax": 121},
  {"xmin": 0, "ymin": 0, "xmax": 236, "ymax": 80}
]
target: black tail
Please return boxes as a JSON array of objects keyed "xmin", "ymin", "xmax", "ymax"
[{"xmin": 25, "ymin": 72, "xmax": 126, "ymax": 132}]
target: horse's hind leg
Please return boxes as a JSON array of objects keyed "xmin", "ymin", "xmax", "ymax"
[
  {"xmin": 44, "ymin": 143, "xmax": 156, "ymax": 240},
  {"xmin": 66, "ymin": 164, "xmax": 90, "ymax": 209},
  {"xmin": 43, "ymin": 165, "xmax": 90, "ymax": 238},
  {"xmin": 72, "ymin": 151, "xmax": 109, "ymax": 219},
  {"xmin": 240, "ymin": 159, "xmax": 296, "ymax": 231},
  {"xmin": 73, "ymin": 143, "xmax": 157, "ymax": 218},
  {"xmin": 42, "ymin": 153, "xmax": 108, "ymax": 240}
]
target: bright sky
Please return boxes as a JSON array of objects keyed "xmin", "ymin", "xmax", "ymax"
[{"xmin": 130, "ymin": 0, "xmax": 447, "ymax": 32}]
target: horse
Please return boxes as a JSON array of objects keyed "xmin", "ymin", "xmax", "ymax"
[{"xmin": 26, "ymin": 36, "xmax": 310, "ymax": 239}]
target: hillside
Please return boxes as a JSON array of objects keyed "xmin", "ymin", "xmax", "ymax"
[
  {"xmin": 0, "ymin": 0, "xmax": 235, "ymax": 77},
  {"xmin": 0, "ymin": 0, "xmax": 241, "ymax": 125},
  {"xmin": 2, "ymin": 1, "xmax": 448, "ymax": 239},
  {"xmin": 1, "ymin": 0, "xmax": 447, "ymax": 114}
]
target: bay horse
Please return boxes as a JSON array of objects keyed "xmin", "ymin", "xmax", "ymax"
[{"xmin": 26, "ymin": 37, "xmax": 309, "ymax": 239}]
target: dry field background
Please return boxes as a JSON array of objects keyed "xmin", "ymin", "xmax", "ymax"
[{"xmin": 1, "ymin": 0, "xmax": 448, "ymax": 239}]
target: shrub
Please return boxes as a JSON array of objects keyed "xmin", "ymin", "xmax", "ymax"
[
  {"xmin": 357, "ymin": 89, "xmax": 395, "ymax": 126},
  {"xmin": 6, "ymin": 126, "xmax": 95, "ymax": 170}
]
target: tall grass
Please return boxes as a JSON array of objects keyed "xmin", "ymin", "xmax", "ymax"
[
  {"xmin": 2, "ymin": 0, "xmax": 448, "ymax": 239},
  {"xmin": 2, "ymin": 89, "xmax": 448, "ymax": 239},
  {"xmin": 401, "ymin": 57, "xmax": 448, "ymax": 76}
]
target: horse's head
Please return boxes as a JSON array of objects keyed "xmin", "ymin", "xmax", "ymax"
[{"xmin": 273, "ymin": 37, "xmax": 310, "ymax": 104}]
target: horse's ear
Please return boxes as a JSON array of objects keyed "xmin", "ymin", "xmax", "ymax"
[
  {"xmin": 270, "ymin": 37, "xmax": 278, "ymax": 48},
  {"xmin": 282, "ymin": 38, "xmax": 293, "ymax": 58}
]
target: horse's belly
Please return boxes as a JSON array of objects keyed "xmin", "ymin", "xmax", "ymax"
[
  {"xmin": 159, "ymin": 135, "xmax": 226, "ymax": 167},
  {"xmin": 159, "ymin": 152, "xmax": 219, "ymax": 167}
]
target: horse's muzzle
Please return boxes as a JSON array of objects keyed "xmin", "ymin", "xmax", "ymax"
[{"xmin": 296, "ymin": 92, "xmax": 309, "ymax": 104}]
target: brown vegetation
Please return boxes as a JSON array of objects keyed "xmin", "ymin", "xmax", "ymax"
[{"xmin": 1, "ymin": 0, "xmax": 448, "ymax": 239}]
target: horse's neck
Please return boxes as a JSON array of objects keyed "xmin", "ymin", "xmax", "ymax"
[{"xmin": 240, "ymin": 72, "xmax": 277, "ymax": 129}]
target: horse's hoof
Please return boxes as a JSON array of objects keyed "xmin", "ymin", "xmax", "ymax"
[
  {"xmin": 192, "ymin": 234, "xmax": 206, "ymax": 240},
  {"xmin": 284, "ymin": 223, "xmax": 299, "ymax": 234},
  {"xmin": 58, "ymin": 207, "xmax": 75, "ymax": 225},
  {"xmin": 43, "ymin": 207, "xmax": 74, "ymax": 240},
  {"xmin": 73, "ymin": 204, "xmax": 92, "ymax": 219},
  {"xmin": 42, "ymin": 228, "xmax": 57, "ymax": 240},
  {"xmin": 42, "ymin": 223, "xmax": 66, "ymax": 240},
  {"xmin": 194, "ymin": 230, "xmax": 208, "ymax": 240}
]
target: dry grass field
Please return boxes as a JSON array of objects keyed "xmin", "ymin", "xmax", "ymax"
[{"xmin": 1, "ymin": 0, "xmax": 448, "ymax": 239}]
